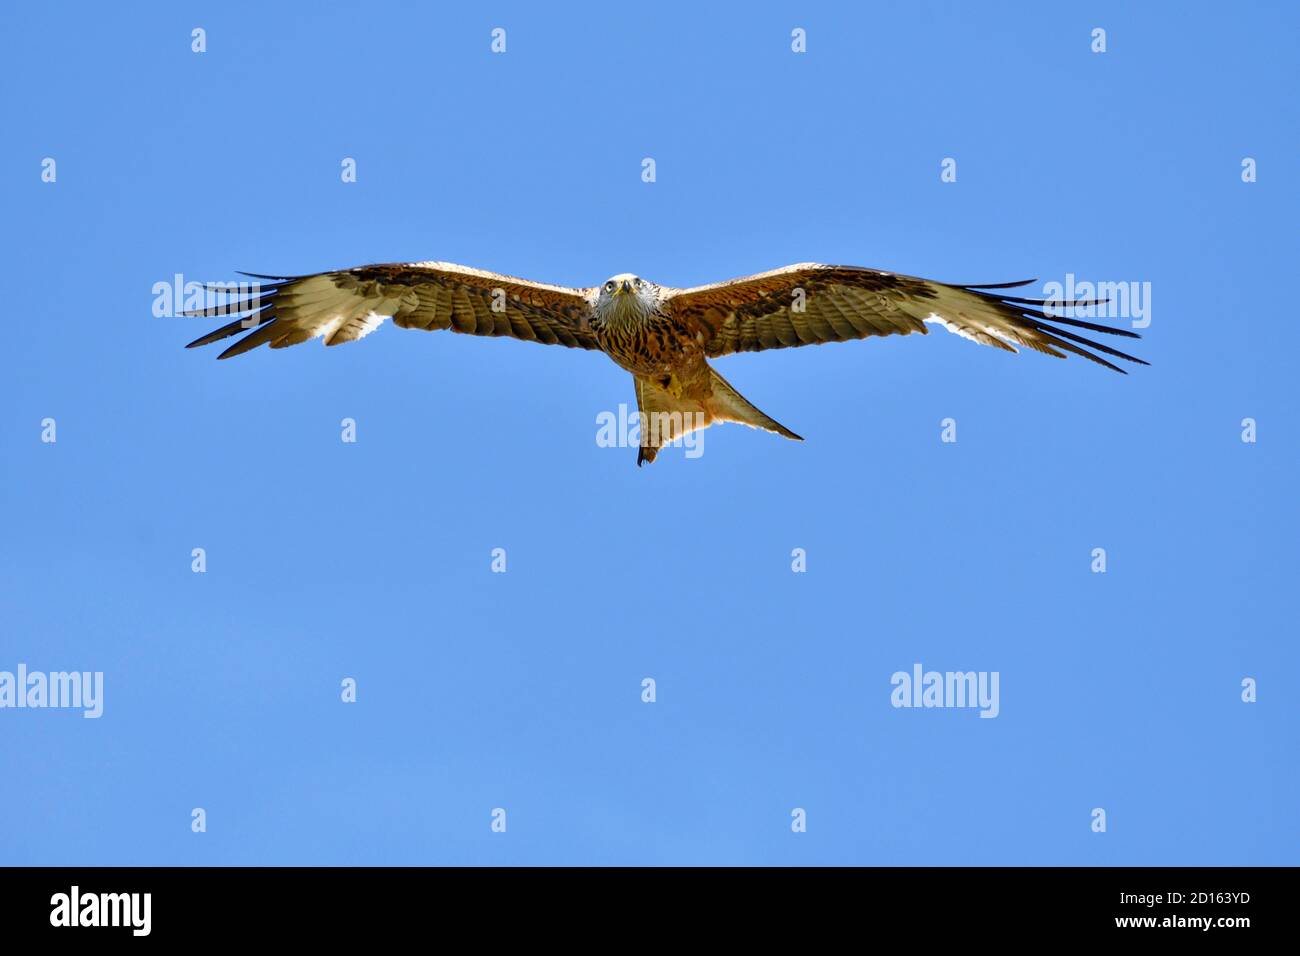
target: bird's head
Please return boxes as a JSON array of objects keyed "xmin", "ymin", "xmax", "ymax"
[{"xmin": 595, "ymin": 273, "xmax": 658, "ymax": 321}]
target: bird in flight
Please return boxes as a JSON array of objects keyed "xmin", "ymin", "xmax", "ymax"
[{"xmin": 184, "ymin": 261, "xmax": 1146, "ymax": 464}]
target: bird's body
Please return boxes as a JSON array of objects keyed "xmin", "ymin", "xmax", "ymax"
[
  {"xmin": 592, "ymin": 275, "xmax": 707, "ymax": 392},
  {"xmin": 184, "ymin": 260, "xmax": 1147, "ymax": 464},
  {"xmin": 592, "ymin": 279, "xmax": 692, "ymax": 379}
]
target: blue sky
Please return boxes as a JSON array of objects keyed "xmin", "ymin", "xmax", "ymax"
[{"xmin": 1, "ymin": 1, "xmax": 1295, "ymax": 865}]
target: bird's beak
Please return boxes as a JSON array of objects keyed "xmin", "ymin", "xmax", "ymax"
[{"xmin": 618, "ymin": 280, "xmax": 632, "ymax": 295}]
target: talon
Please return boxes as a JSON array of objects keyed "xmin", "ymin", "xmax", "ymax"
[{"xmin": 657, "ymin": 374, "xmax": 684, "ymax": 399}]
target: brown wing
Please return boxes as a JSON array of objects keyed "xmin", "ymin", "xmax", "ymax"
[
  {"xmin": 183, "ymin": 261, "xmax": 599, "ymax": 359},
  {"xmin": 665, "ymin": 263, "xmax": 1147, "ymax": 373}
]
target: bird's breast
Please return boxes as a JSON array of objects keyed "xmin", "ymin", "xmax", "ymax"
[{"xmin": 598, "ymin": 311, "xmax": 693, "ymax": 375}]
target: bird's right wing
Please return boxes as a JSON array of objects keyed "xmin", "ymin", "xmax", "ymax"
[
  {"xmin": 184, "ymin": 261, "xmax": 600, "ymax": 359},
  {"xmin": 666, "ymin": 263, "xmax": 1146, "ymax": 373}
]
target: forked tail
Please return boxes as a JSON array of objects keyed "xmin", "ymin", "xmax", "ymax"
[
  {"xmin": 634, "ymin": 366, "xmax": 802, "ymax": 465},
  {"xmin": 704, "ymin": 366, "xmax": 803, "ymax": 441}
]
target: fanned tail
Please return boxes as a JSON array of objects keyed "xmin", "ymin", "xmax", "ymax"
[{"xmin": 705, "ymin": 367, "xmax": 803, "ymax": 441}]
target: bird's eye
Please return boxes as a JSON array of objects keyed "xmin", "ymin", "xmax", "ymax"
[
  {"xmin": 604, "ymin": 281, "xmax": 615, "ymax": 293},
  {"xmin": 634, "ymin": 278, "xmax": 642, "ymax": 288}
]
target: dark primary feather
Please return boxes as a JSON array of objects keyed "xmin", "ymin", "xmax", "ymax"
[
  {"xmin": 955, "ymin": 278, "xmax": 1037, "ymax": 290},
  {"xmin": 184, "ymin": 307, "xmax": 275, "ymax": 349},
  {"xmin": 968, "ymin": 286, "xmax": 1148, "ymax": 373}
]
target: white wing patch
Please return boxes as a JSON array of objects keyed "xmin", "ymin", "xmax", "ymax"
[
  {"xmin": 268, "ymin": 275, "xmax": 402, "ymax": 348},
  {"xmin": 923, "ymin": 313, "xmax": 1021, "ymax": 352}
]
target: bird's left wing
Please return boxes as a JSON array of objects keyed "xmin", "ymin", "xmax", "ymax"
[
  {"xmin": 665, "ymin": 263, "xmax": 1146, "ymax": 373},
  {"xmin": 184, "ymin": 261, "xmax": 599, "ymax": 359}
]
